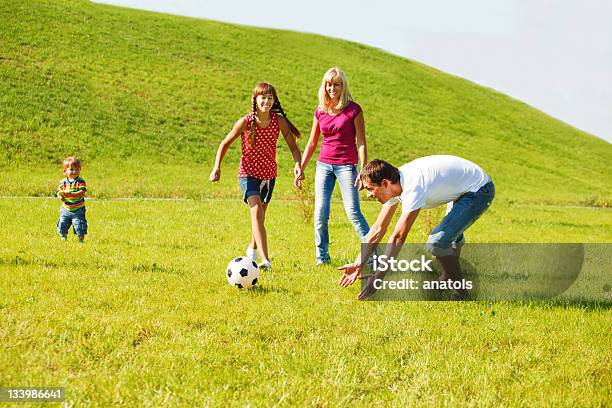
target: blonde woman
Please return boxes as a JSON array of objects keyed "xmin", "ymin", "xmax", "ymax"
[{"xmin": 300, "ymin": 67, "xmax": 369, "ymax": 265}]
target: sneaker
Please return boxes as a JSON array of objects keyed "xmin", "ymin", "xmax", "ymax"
[
  {"xmin": 246, "ymin": 246, "xmax": 258, "ymax": 262},
  {"xmin": 316, "ymin": 258, "xmax": 331, "ymax": 266},
  {"xmin": 60, "ymin": 235, "xmax": 67, "ymax": 241},
  {"xmin": 258, "ymin": 260, "xmax": 272, "ymax": 271}
]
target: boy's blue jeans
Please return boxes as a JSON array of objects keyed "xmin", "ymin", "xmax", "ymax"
[
  {"xmin": 314, "ymin": 161, "xmax": 369, "ymax": 262},
  {"xmin": 57, "ymin": 206, "xmax": 88, "ymax": 236},
  {"xmin": 426, "ymin": 181, "xmax": 495, "ymax": 256}
]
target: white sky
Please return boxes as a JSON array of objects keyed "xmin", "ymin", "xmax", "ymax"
[{"xmin": 94, "ymin": 0, "xmax": 612, "ymax": 143}]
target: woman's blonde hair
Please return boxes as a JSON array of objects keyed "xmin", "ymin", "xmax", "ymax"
[{"xmin": 317, "ymin": 67, "xmax": 353, "ymax": 114}]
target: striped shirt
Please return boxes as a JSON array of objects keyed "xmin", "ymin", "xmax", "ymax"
[{"xmin": 58, "ymin": 177, "xmax": 87, "ymax": 211}]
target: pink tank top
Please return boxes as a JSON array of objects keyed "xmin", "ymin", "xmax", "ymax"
[
  {"xmin": 315, "ymin": 101, "xmax": 362, "ymax": 165},
  {"xmin": 238, "ymin": 112, "xmax": 280, "ymax": 180}
]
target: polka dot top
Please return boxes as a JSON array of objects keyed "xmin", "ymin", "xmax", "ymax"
[{"xmin": 238, "ymin": 112, "xmax": 280, "ymax": 180}]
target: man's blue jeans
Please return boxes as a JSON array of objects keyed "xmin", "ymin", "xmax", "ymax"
[
  {"xmin": 426, "ymin": 181, "xmax": 495, "ymax": 256},
  {"xmin": 314, "ymin": 161, "xmax": 369, "ymax": 262}
]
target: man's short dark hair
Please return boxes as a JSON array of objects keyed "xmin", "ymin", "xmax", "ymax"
[{"xmin": 359, "ymin": 159, "xmax": 400, "ymax": 188}]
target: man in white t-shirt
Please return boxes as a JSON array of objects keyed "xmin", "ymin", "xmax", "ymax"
[{"xmin": 338, "ymin": 155, "xmax": 495, "ymax": 300}]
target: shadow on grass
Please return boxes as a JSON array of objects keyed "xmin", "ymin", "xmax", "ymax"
[
  {"xmin": 131, "ymin": 262, "xmax": 182, "ymax": 275},
  {"xmin": 536, "ymin": 299, "xmax": 612, "ymax": 311},
  {"xmin": 246, "ymin": 285, "xmax": 291, "ymax": 295},
  {"xmin": 475, "ymin": 299, "xmax": 612, "ymax": 311}
]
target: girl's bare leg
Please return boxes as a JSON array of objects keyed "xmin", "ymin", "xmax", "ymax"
[{"xmin": 247, "ymin": 196, "xmax": 269, "ymax": 261}]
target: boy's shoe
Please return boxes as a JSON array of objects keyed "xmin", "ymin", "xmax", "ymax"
[
  {"xmin": 316, "ymin": 258, "xmax": 331, "ymax": 266},
  {"xmin": 246, "ymin": 246, "xmax": 258, "ymax": 262},
  {"xmin": 258, "ymin": 260, "xmax": 272, "ymax": 271},
  {"xmin": 60, "ymin": 235, "xmax": 67, "ymax": 241}
]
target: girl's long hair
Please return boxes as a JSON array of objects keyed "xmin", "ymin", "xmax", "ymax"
[
  {"xmin": 248, "ymin": 82, "xmax": 300, "ymax": 146},
  {"xmin": 317, "ymin": 67, "xmax": 353, "ymax": 114}
]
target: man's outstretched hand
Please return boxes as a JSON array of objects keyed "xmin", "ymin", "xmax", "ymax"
[
  {"xmin": 338, "ymin": 263, "xmax": 380, "ymax": 300},
  {"xmin": 357, "ymin": 274, "xmax": 378, "ymax": 300},
  {"xmin": 338, "ymin": 263, "xmax": 361, "ymax": 287}
]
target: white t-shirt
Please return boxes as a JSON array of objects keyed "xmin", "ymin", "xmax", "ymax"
[{"xmin": 384, "ymin": 155, "xmax": 491, "ymax": 213}]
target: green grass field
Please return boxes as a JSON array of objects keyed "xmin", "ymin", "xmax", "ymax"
[
  {"xmin": 1, "ymin": 0, "xmax": 611, "ymax": 406},
  {"xmin": 1, "ymin": 198, "xmax": 611, "ymax": 405}
]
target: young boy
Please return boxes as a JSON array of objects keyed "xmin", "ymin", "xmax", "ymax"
[{"xmin": 57, "ymin": 156, "xmax": 88, "ymax": 242}]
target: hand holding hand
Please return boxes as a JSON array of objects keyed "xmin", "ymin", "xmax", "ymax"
[
  {"xmin": 293, "ymin": 163, "xmax": 304, "ymax": 189},
  {"xmin": 294, "ymin": 163, "xmax": 304, "ymax": 179}
]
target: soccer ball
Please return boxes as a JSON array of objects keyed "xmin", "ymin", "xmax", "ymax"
[{"xmin": 226, "ymin": 256, "xmax": 260, "ymax": 289}]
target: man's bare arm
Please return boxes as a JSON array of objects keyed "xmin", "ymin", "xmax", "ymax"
[{"xmin": 383, "ymin": 208, "xmax": 421, "ymax": 259}]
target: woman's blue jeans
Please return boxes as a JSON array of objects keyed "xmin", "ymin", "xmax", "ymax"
[{"xmin": 314, "ymin": 161, "xmax": 369, "ymax": 262}]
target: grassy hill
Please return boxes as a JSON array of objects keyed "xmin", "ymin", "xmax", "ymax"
[
  {"xmin": 1, "ymin": 2, "xmax": 611, "ymax": 406},
  {"xmin": 1, "ymin": 0, "xmax": 611, "ymax": 206}
]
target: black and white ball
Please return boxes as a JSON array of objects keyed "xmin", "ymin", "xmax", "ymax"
[{"xmin": 226, "ymin": 256, "xmax": 260, "ymax": 289}]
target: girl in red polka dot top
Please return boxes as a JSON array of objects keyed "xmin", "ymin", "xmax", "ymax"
[{"xmin": 210, "ymin": 82, "xmax": 303, "ymax": 270}]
